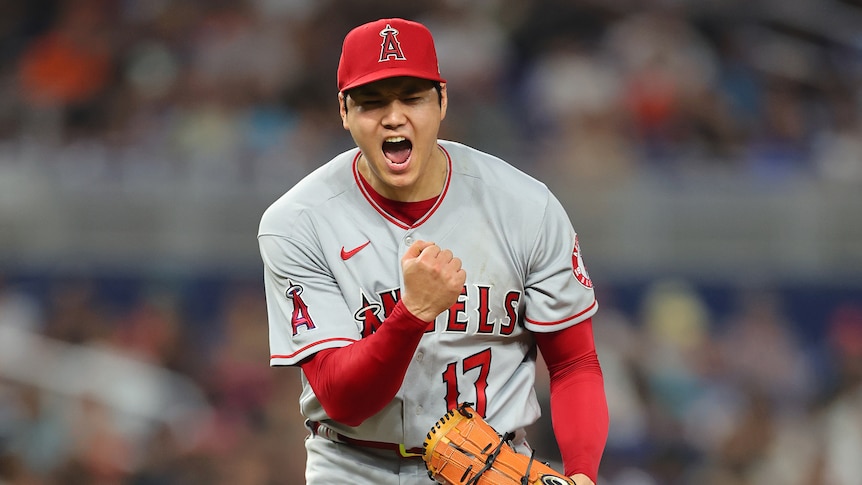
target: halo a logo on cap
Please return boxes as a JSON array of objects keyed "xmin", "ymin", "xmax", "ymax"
[{"xmin": 378, "ymin": 24, "xmax": 406, "ymax": 62}]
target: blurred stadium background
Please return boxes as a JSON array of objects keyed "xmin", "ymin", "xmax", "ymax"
[{"xmin": 1, "ymin": 0, "xmax": 861, "ymax": 484}]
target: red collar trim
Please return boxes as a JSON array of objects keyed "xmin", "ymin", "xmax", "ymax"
[{"xmin": 353, "ymin": 145, "xmax": 452, "ymax": 229}]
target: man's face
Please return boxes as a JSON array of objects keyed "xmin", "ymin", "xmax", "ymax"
[{"xmin": 340, "ymin": 77, "xmax": 448, "ymax": 202}]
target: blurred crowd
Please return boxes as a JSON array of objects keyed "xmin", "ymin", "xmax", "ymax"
[
  {"xmin": 1, "ymin": 274, "xmax": 862, "ymax": 485},
  {"xmin": 0, "ymin": 275, "xmax": 309, "ymax": 485},
  {"xmin": 1, "ymin": 0, "xmax": 861, "ymax": 192},
  {"xmin": 1, "ymin": 0, "xmax": 862, "ymax": 484}
]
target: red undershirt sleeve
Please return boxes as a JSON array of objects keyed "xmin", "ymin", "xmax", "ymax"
[
  {"xmin": 299, "ymin": 300, "xmax": 430, "ymax": 427},
  {"xmin": 534, "ymin": 318, "xmax": 609, "ymax": 482}
]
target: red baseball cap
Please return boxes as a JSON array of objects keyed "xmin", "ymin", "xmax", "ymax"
[{"xmin": 337, "ymin": 18, "xmax": 446, "ymax": 92}]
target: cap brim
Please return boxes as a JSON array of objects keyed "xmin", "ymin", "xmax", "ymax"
[{"xmin": 340, "ymin": 68, "xmax": 446, "ymax": 92}]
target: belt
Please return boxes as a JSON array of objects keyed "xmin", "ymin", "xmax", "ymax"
[{"xmin": 309, "ymin": 421, "xmax": 425, "ymax": 458}]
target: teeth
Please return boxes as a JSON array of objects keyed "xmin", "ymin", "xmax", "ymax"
[{"xmin": 385, "ymin": 136, "xmax": 406, "ymax": 143}]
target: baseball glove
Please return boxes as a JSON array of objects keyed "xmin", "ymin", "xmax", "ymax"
[{"xmin": 422, "ymin": 402, "xmax": 574, "ymax": 485}]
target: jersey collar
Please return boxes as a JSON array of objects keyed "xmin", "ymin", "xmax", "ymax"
[{"xmin": 353, "ymin": 144, "xmax": 452, "ymax": 229}]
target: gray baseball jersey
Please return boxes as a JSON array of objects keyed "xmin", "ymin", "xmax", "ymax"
[{"xmin": 258, "ymin": 139, "xmax": 597, "ymax": 450}]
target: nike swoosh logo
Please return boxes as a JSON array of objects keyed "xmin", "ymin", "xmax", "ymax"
[{"xmin": 340, "ymin": 241, "xmax": 371, "ymax": 260}]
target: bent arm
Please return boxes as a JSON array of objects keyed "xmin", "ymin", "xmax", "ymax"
[{"xmin": 300, "ymin": 300, "xmax": 429, "ymax": 426}]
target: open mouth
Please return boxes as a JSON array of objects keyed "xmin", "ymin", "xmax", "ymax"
[{"xmin": 383, "ymin": 136, "xmax": 412, "ymax": 165}]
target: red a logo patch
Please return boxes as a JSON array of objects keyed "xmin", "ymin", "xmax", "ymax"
[
  {"xmin": 285, "ymin": 280, "xmax": 315, "ymax": 335},
  {"xmin": 379, "ymin": 24, "xmax": 406, "ymax": 62}
]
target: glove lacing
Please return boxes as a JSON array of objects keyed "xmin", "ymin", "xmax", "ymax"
[{"xmin": 462, "ymin": 430, "xmax": 515, "ymax": 485}]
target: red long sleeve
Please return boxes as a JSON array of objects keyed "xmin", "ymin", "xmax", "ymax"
[
  {"xmin": 534, "ymin": 318, "xmax": 608, "ymax": 482},
  {"xmin": 299, "ymin": 300, "xmax": 429, "ymax": 426}
]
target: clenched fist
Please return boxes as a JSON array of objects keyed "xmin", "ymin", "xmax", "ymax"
[{"xmin": 400, "ymin": 240, "xmax": 466, "ymax": 322}]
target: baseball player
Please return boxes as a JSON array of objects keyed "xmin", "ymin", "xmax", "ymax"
[{"xmin": 259, "ymin": 18, "xmax": 608, "ymax": 485}]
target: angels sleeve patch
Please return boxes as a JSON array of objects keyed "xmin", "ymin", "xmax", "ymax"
[{"xmin": 571, "ymin": 235, "xmax": 593, "ymax": 289}]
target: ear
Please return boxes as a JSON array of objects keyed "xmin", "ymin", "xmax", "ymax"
[
  {"xmin": 338, "ymin": 92, "xmax": 349, "ymax": 130},
  {"xmin": 439, "ymin": 83, "xmax": 448, "ymax": 121}
]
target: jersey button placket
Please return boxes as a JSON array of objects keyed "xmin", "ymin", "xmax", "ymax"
[{"xmin": 404, "ymin": 235, "xmax": 414, "ymax": 246}]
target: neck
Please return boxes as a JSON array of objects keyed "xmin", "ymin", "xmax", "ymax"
[{"xmin": 359, "ymin": 146, "xmax": 447, "ymax": 202}]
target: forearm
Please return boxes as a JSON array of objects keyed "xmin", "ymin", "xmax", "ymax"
[
  {"xmin": 300, "ymin": 300, "xmax": 430, "ymax": 426},
  {"xmin": 535, "ymin": 319, "xmax": 609, "ymax": 481},
  {"xmin": 549, "ymin": 360, "xmax": 608, "ymax": 480}
]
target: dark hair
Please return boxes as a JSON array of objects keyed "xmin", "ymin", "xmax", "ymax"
[{"xmin": 431, "ymin": 82, "xmax": 443, "ymax": 103}]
